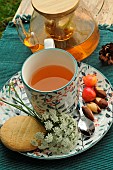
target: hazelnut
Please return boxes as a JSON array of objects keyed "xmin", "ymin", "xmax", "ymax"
[
  {"xmin": 95, "ymin": 97, "xmax": 108, "ymax": 109},
  {"xmin": 94, "ymin": 86, "xmax": 107, "ymax": 98},
  {"xmin": 82, "ymin": 106, "xmax": 94, "ymax": 121},
  {"xmin": 87, "ymin": 102, "xmax": 101, "ymax": 113}
]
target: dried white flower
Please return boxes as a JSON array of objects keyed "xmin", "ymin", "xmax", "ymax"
[
  {"xmin": 61, "ymin": 137, "xmax": 70, "ymax": 147},
  {"xmin": 56, "ymin": 135, "xmax": 62, "ymax": 143},
  {"xmin": 50, "ymin": 113, "xmax": 59, "ymax": 123},
  {"xmin": 31, "ymin": 109, "xmax": 78, "ymax": 155},
  {"xmin": 41, "ymin": 112, "xmax": 49, "ymax": 120},
  {"xmin": 45, "ymin": 133, "xmax": 53, "ymax": 143},
  {"xmin": 60, "ymin": 123, "xmax": 67, "ymax": 131},
  {"xmin": 38, "ymin": 140, "xmax": 49, "ymax": 150},
  {"xmin": 44, "ymin": 120, "xmax": 53, "ymax": 130},
  {"xmin": 35, "ymin": 132, "xmax": 44, "ymax": 140},
  {"xmin": 64, "ymin": 128, "xmax": 72, "ymax": 136},
  {"xmin": 53, "ymin": 127, "xmax": 62, "ymax": 136},
  {"xmin": 31, "ymin": 140, "xmax": 38, "ymax": 146}
]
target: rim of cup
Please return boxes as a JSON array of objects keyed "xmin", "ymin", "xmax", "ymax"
[{"xmin": 21, "ymin": 48, "xmax": 78, "ymax": 93}]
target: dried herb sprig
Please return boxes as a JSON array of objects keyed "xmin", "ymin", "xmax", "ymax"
[{"xmin": 0, "ymin": 82, "xmax": 41, "ymax": 120}]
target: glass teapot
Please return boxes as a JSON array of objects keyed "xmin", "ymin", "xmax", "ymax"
[{"xmin": 15, "ymin": 0, "xmax": 99, "ymax": 61}]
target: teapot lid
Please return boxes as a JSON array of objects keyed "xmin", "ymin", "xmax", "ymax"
[{"xmin": 32, "ymin": 0, "xmax": 80, "ymax": 18}]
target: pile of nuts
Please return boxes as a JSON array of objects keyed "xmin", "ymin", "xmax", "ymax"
[{"xmin": 81, "ymin": 74, "xmax": 108, "ymax": 121}]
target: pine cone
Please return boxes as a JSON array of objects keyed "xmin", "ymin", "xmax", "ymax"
[{"xmin": 99, "ymin": 43, "xmax": 113, "ymax": 65}]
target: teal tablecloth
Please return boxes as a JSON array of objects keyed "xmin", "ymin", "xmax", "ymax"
[{"xmin": 0, "ymin": 24, "xmax": 113, "ymax": 170}]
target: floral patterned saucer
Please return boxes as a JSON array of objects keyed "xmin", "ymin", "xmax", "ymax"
[{"xmin": 0, "ymin": 62, "xmax": 113, "ymax": 160}]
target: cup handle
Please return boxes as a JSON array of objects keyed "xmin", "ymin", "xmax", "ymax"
[{"xmin": 44, "ymin": 38, "xmax": 55, "ymax": 49}]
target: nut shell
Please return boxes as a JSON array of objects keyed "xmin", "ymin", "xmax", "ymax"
[
  {"xmin": 94, "ymin": 86, "xmax": 107, "ymax": 98},
  {"xmin": 95, "ymin": 97, "xmax": 108, "ymax": 109},
  {"xmin": 87, "ymin": 102, "xmax": 101, "ymax": 113},
  {"xmin": 82, "ymin": 106, "xmax": 94, "ymax": 121}
]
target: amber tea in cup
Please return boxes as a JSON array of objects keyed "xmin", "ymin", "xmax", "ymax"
[{"xmin": 29, "ymin": 65, "xmax": 73, "ymax": 91}]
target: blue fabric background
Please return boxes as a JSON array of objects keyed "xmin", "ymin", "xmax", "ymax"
[{"xmin": 0, "ymin": 24, "xmax": 113, "ymax": 169}]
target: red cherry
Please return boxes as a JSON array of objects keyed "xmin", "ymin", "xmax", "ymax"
[
  {"xmin": 83, "ymin": 74, "xmax": 97, "ymax": 87},
  {"xmin": 82, "ymin": 87, "xmax": 96, "ymax": 102}
]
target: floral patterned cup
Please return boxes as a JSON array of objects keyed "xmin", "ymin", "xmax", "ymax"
[{"xmin": 21, "ymin": 39, "xmax": 79, "ymax": 115}]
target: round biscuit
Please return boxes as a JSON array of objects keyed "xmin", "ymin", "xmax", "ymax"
[{"xmin": 0, "ymin": 116, "xmax": 46, "ymax": 152}]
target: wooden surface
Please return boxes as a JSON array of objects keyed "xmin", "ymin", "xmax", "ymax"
[{"xmin": 13, "ymin": 0, "xmax": 113, "ymax": 25}]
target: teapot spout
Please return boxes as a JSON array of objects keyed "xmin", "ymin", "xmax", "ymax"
[{"xmin": 15, "ymin": 17, "xmax": 43, "ymax": 53}]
